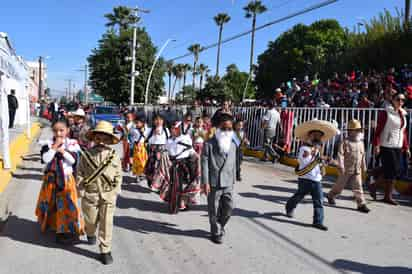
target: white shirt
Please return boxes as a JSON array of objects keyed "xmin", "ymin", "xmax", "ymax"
[
  {"xmin": 42, "ymin": 138, "xmax": 81, "ymax": 176},
  {"xmin": 297, "ymin": 146, "xmax": 322, "ymax": 182},
  {"xmin": 130, "ymin": 126, "xmax": 151, "ymax": 144},
  {"xmin": 263, "ymin": 108, "xmax": 280, "ymax": 130},
  {"xmin": 148, "ymin": 127, "xmax": 170, "ymax": 145},
  {"xmin": 167, "ymin": 134, "xmax": 194, "ymax": 160}
]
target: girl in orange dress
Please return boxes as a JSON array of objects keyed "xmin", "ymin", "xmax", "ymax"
[
  {"xmin": 36, "ymin": 120, "xmax": 84, "ymax": 244},
  {"xmin": 131, "ymin": 115, "xmax": 150, "ymax": 182}
]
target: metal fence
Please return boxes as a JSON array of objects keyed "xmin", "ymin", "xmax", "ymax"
[{"xmin": 139, "ymin": 105, "xmax": 411, "ymax": 176}]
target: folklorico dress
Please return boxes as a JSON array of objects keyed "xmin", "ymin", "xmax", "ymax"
[
  {"xmin": 165, "ymin": 134, "xmax": 201, "ymax": 214},
  {"xmin": 35, "ymin": 138, "xmax": 84, "ymax": 235},
  {"xmin": 118, "ymin": 121, "xmax": 135, "ymax": 170},
  {"xmin": 130, "ymin": 126, "xmax": 150, "ymax": 176},
  {"xmin": 144, "ymin": 127, "xmax": 172, "ymax": 192}
]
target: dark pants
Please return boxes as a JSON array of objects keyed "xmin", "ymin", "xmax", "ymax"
[
  {"xmin": 236, "ymin": 146, "xmax": 243, "ymax": 179},
  {"xmin": 8, "ymin": 109, "xmax": 16, "ymax": 128},
  {"xmin": 208, "ymin": 187, "xmax": 234, "ymax": 236},
  {"xmin": 262, "ymin": 128, "xmax": 278, "ymax": 160},
  {"xmin": 286, "ymin": 178, "xmax": 324, "ymax": 225}
]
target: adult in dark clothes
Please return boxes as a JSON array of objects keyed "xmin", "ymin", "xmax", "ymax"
[{"xmin": 7, "ymin": 89, "xmax": 18, "ymax": 128}]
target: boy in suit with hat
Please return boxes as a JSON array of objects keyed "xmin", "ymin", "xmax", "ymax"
[
  {"xmin": 202, "ymin": 113, "xmax": 238, "ymax": 244},
  {"xmin": 327, "ymin": 119, "xmax": 370, "ymax": 213},
  {"xmin": 77, "ymin": 121, "xmax": 122, "ymax": 265}
]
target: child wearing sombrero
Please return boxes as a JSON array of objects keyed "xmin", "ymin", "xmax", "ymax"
[
  {"xmin": 77, "ymin": 121, "xmax": 122, "ymax": 265},
  {"xmin": 327, "ymin": 119, "xmax": 370, "ymax": 213},
  {"xmin": 286, "ymin": 119, "xmax": 339, "ymax": 231}
]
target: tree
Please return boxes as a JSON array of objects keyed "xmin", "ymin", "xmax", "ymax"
[
  {"xmin": 88, "ymin": 6, "xmax": 165, "ymax": 105},
  {"xmin": 165, "ymin": 60, "xmax": 174, "ymax": 99},
  {"xmin": 171, "ymin": 64, "xmax": 183, "ymax": 100},
  {"xmin": 222, "ymin": 64, "xmax": 255, "ymax": 102},
  {"xmin": 104, "ymin": 6, "xmax": 138, "ymax": 34},
  {"xmin": 243, "ymin": 1, "xmax": 267, "ymax": 74},
  {"xmin": 406, "ymin": 0, "xmax": 411, "ymax": 30},
  {"xmin": 188, "ymin": 44, "xmax": 202, "ymax": 89},
  {"xmin": 201, "ymin": 76, "xmax": 229, "ymax": 101},
  {"xmin": 214, "ymin": 13, "xmax": 231, "ymax": 77},
  {"xmin": 176, "ymin": 85, "xmax": 197, "ymax": 103},
  {"xmin": 181, "ymin": 64, "xmax": 191, "ymax": 90},
  {"xmin": 197, "ymin": 64, "xmax": 208, "ymax": 90}
]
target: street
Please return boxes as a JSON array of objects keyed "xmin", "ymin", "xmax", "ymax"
[{"xmin": 0, "ymin": 127, "xmax": 411, "ymax": 274}]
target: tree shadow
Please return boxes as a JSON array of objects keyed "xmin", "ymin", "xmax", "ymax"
[
  {"xmin": 116, "ymin": 195, "xmax": 169, "ymax": 214},
  {"xmin": 17, "ymin": 167, "xmax": 43, "ymax": 173},
  {"xmin": 11, "ymin": 173, "xmax": 43, "ymax": 181},
  {"xmin": 121, "ymin": 181, "xmax": 152, "ymax": 194},
  {"xmin": 114, "ymin": 215, "xmax": 208, "ymax": 239},
  {"xmin": 253, "ymin": 184, "xmax": 297, "ymax": 194},
  {"xmin": 333, "ymin": 259, "xmax": 412, "ymax": 274},
  {"xmin": 0, "ymin": 215, "xmax": 98, "ymax": 261},
  {"xmin": 238, "ymin": 192, "xmax": 310, "ymax": 205}
]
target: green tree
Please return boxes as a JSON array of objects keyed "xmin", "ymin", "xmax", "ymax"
[
  {"xmin": 176, "ymin": 85, "xmax": 197, "ymax": 103},
  {"xmin": 88, "ymin": 6, "xmax": 165, "ymax": 105},
  {"xmin": 181, "ymin": 63, "xmax": 192, "ymax": 91},
  {"xmin": 171, "ymin": 64, "xmax": 183, "ymax": 100},
  {"xmin": 104, "ymin": 6, "xmax": 138, "ymax": 33},
  {"xmin": 222, "ymin": 64, "xmax": 255, "ymax": 102},
  {"xmin": 188, "ymin": 44, "xmax": 202, "ymax": 89},
  {"xmin": 244, "ymin": 1, "xmax": 267, "ymax": 74},
  {"xmin": 201, "ymin": 76, "xmax": 230, "ymax": 101},
  {"xmin": 214, "ymin": 13, "xmax": 231, "ymax": 76},
  {"xmin": 165, "ymin": 60, "xmax": 174, "ymax": 99},
  {"xmin": 406, "ymin": 0, "xmax": 411, "ymax": 30},
  {"xmin": 197, "ymin": 63, "xmax": 208, "ymax": 90}
]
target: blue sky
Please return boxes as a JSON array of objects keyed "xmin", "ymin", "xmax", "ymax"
[{"xmin": 0, "ymin": 0, "xmax": 404, "ymax": 97}]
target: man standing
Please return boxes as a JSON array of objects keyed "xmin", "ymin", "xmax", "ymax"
[
  {"xmin": 261, "ymin": 101, "xmax": 281, "ymax": 162},
  {"xmin": 7, "ymin": 89, "xmax": 18, "ymax": 128},
  {"xmin": 202, "ymin": 113, "xmax": 237, "ymax": 244},
  {"xmin": 211, "ymin": 100, "xmax": 232, "ymax": 127}
]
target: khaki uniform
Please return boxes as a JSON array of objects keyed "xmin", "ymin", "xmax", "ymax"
[
  {"xmin": 77, "ymin": 146, "xmax": 122, "ymax": 253},
  {"xmin": 329, "ymin": 139, "xmax": 367, "ymax": 205}
]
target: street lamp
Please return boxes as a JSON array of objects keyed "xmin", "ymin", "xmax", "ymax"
[{"xmin": 145, "ymin": 39, "xmax": 176, "ymax": 105}]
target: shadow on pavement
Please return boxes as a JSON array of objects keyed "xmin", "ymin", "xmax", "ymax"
[
  {"xmin": 253, "ymin": 184, "xmax": 298, "ymax": 194},
  {"xmin": 17, "ymin": 167, "xmax": 44, "ymax": 173},
  {"xmin": 121, "ymin": 180, "xmax": 152, "ymax": 194},
  {"xmin": 114, "ymin": 215, "xmax": 208, "ymax": 239},
  {"xmin": 0, "ymin": 215, "xmax": 98, "ymax": 261},
  {"xmin": 333, "ymin": 259, "xmax": 412, "ymax": 274},
  {"xmin": 238, "ymin": 192, "xmax": 310, "ymax": 205},
  {"xmin": 11, "ymin": 173, "xmax": 43, "ymax": 181},
  {"xmin": 117, "ymin": 195, "xmax": 169, "ymax": 214}
]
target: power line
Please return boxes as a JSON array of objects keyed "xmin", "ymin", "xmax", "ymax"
[{"xmin": 168, "ymin": 0, "xmax": 338, "ymax": 62}]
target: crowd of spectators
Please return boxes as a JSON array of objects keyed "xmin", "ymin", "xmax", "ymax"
[{"xmin": 271, "ymin": 65, "xmax": 412, "ymax": 109}]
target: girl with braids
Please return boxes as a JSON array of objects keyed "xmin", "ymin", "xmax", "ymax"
[{"xmin": 35, "ymin": 120, "xmax": 84, "ymax": 244}]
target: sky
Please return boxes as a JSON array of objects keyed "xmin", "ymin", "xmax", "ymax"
[{"xmin": 0, "ymin": 0, "xmax": 405, "ymax": 97}]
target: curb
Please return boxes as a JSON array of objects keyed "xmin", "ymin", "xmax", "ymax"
[{"xmin": 243, "ymin": 148, "xmax": 412, "ymax": 196}]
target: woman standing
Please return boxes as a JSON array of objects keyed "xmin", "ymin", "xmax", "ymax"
[
  {"xmin": 144, "ymin": 114, "xmax": 172, "ymax": 192},
  {"xmin": 371, "ymin": 93, "xmax": 410, "ymax": 205},
  {"xmin": 36, "ymin": 120, "xmax": 84, "ymax": 244}
]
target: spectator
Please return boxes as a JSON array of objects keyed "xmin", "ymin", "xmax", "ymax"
[
  {"xmin": 211, "ymin": 100, "xmax": 232, "ymax": 127},
  {"xmin": 261, "ymin": 101, "xmax": 281, "ymax": 162},
  {"xmin": 7, "ymin": 89, "xmax": 18, "ymax": 128}
]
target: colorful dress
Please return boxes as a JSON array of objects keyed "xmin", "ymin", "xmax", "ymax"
[
  {"xmin": 144, "ymin": 127, "xmax": 172, "ymax": 192},
  {"xmin": 35, "ymin": 138, "xmax": 84, "ymax": 235},
  {"xmin": 118, "ymin": 122, "xmax": 134, "ymax": 170},
  {"xmin": 165, "ymin": 135, "xmax": 201, "ymax": 214},
  {"xmin": 130, "ymin": 126, "xmax": 150, "ymax": 176}
]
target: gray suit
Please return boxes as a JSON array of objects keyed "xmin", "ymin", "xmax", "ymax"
[{"xmin": 201, "ymin": 137, "xmax": 237, "ymax": 236}]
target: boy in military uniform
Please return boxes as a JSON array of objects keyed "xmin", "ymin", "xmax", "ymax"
[
  {"xmin": 77, "ymin": 121, "xmax": 122, "ymax": 265},
  {"xmin": 327, "ymin": 119, "xmax": 370, "ymax": 213}
]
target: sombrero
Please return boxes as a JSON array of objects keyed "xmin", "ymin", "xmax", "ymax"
[
  {"xmin": 294, "ymin": 119, "xmax": 339, "ymax": 143},
  {"xmin": 86, "ymin": 120, "xmax": 120, "ymax": 145},
  {"xmin": 347, "ymin": 119, "xmax": 363, "ymax": 131}
]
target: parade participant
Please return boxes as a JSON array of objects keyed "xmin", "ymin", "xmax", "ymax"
[
  {"xmin": 130, "ymin": 115, "xmax": 150, "ymax": 182},
  {"xmin": 233, "ymin": 120, "xmax": 249, "ymax": 181},
  {"xmin": 35, "ymin": 120, "xmax": 84, "ymax": 244},
  {"xmin": 166, "ymin": 121, "xmax": 201, "ymax": 214},
  {"xmin": 192, "ymin": 117, "xmax": 207, "ymax": 155},
  {"xmin": 119, "ymin": 111, "xmax": 135, "ymax": 172},
  {"xmin": 261, "ymin": 101, "xmax": 281, "ymax": 162},
  {"xmin": 327, "ymin": 120, "xmax": 370, "ymax": 213},
  {"xmin": 370, "ymin": 93, "xmax": 410, "ymax": 205},
  {"xmin": 181, "ymin": 112, "xmax": 193, "ymax": 136},
  {"xmin": 144, "ymin": 113, "xmax": 172, "ymax": 191},
  {"xmin": 77, "ymin": 121, "xmax": 122, "ymax": 265},
  {"xmin": 70, "ymin": 108, "xmax": 90, "ymax": 149},
  {"xmin": 286, "ymin": 119, "xmax": 338, "ymax": 231},
  {"xmin": 202, "ymin": 113, "xmax": 215, "ymax": 140},
  {"xmin": 211, "ymin": 99, "xmax": 232, "ymax": 127},
  {"xmin": 202, "ymin": 113, "xmax": 238, "ymax": 244}
]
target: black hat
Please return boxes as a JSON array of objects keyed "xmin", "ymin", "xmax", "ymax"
[
  {"xmin": 218, "ymin": 113, "xmax": 233, "ymax": 124},
  {"xmin": 135, "ymin": 114, "xmax": 146, "ymax": 123}
]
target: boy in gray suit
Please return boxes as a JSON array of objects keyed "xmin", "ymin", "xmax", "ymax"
[{"xmin": 201, "ymin": 113, "xmax": 237, "ymax": 244}]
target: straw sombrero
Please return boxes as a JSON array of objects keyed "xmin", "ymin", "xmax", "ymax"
[
  {"xmin": 86, "ymin": 121, "xmax": 120, "ymax": 144},
  {"xmin": 294, "ymin": 119, "xmax": 339, "ymax": 143},
  {"xmin": 347, "ymin": 119, "xmax": 363, "ymax": 131}
]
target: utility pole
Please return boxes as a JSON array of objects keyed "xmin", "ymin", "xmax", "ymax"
[
  {"xmin": 130, "ymin": 5, "xmax": 150, "ymax": 106},
  {"xmin": 65, "ymin": 79, "xmax": 73, "ymax": 101},
  {"xmin": 38, "ymin": 56, "xmax": 43, "ymax": 101},
  {"xmin": 77, "ymin": 64, "xmax": 89, "ymax": 104}
]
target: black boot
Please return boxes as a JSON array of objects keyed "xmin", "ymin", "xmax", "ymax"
[
  {"xmin": 87, "ymin": 235, "xmax": 97, "ymax": 245},
  {"xmin": 100, "ymin": 252, "xmax": 114, "ymax": 265}
]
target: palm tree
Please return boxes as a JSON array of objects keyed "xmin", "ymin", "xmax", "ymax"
[
  {"xmin": 172, "ymin": 64, "xmax": 183, "ymax": 100},
  {"xmin": 406, "ymin": 0, "xmax": 411, "ymax": 30},
  {"xmin": 165, "ymin": 61, "xmax": 174, "ymax": 99},
  {"xmin": 198, "ymin": 64, "xmax": 209, "ymax": 90},
  {"xmin": 188, "ymin": 44, "xmax": 202, "ymax": 89},
  {"xmin": 243, "ymin": 1, "xmax": 267, "ymax": 74},
  {"xmin": 214, "ymin": 13, "xmax": 231, "ymax": 77},
  {"xmin": 104, "ymin": 6, "xmax": 139, "ymax": 33},
  {"xmin": 182, "ymin": 64, "xmax": 192, "ymax": 88}
]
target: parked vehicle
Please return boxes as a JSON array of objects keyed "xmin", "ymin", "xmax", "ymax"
[{"xmin": 90, "ymin": 106, "xmax": 123, "ymax": 131}]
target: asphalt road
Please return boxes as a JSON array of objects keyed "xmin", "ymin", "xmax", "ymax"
[{"xmin": 0, "ymin": 127, "xmax": 411, "ymax": 274}]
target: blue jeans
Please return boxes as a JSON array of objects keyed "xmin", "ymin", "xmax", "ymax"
[{"xmin": 286, "ymin": 178, "xmax": 324, "ymax": 225}]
